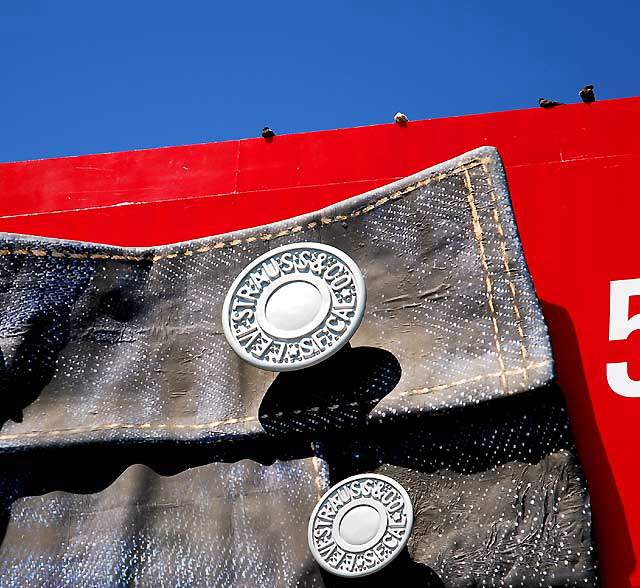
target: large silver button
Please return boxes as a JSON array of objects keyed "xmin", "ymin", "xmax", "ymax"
[
  {"xmin": 308, "ymin": 474, "xmax": 414, "ymax": 578},
  {"xmin": 222, "ymin": 242, "xmax": 366, "ymax": 371}
]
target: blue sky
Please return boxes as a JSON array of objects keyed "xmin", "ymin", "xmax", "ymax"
[{"xmin": 1, "ymin": 1, "xmax": 638, "ymax": 163}]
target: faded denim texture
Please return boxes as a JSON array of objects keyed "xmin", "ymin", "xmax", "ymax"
[{"xmin": 0, "ymin": 147, "xmax": 598, "ymax": 587}]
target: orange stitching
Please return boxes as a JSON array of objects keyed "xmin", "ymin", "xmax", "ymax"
[
  {"xmin": 402, "ymin": 361, "xmax": 550, "ymax": 396},
  {"xmin": 463, "ymin": 169, "xmax": 508, "ymax": 393},
  {"xmin": 482, "ymin": 162, "xmax": 530, "ymax": 385},
  {"xmin": 0, "ymin": 159, "xmax": 489, "ymax": 264},
  {"xmin": 0, "ymin": 360, "xmax": 551, "ymax": 442}
]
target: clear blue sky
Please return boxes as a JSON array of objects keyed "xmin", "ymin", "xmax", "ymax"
[{"xmin": 1, "ymin": 1, "xmax": 638, "ymax": 163}]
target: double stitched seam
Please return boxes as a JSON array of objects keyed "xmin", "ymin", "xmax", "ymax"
[
  {"xmin": 0, "ymin": 360, "xmax": 552, "ymax": 442},
  {"xmin": 462, "ymin": 169, "xmax": 509, "ymax": 393},
  {"xmin": 481, "ymin": 162, "xmax": 530, "ymax": 386},
  {"xmin": 0, "ymin": 156, "xmax": 545, "ymax": 442},
  {"xmin": 0, "ymin": 160, "xmax": 489, "ymax": 263},
  {"xmin": 401, "ymin": 361, "xmax": 549, "ymax": 397}
]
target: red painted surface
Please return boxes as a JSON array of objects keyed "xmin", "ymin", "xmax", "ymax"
[{"xmin": 2, "ymin": 96, "xmax": 640, "ymax": 586}]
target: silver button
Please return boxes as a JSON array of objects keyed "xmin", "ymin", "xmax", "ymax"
[
  {"xmin": 308, "ymin": 474, "xmax": 414, "ymax": 578},
  {"xmin": 222, "ymin": 242, "xmax": 366, "ymax": 371}
]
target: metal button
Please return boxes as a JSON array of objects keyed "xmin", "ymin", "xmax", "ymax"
[
  {"xmin": 308, "ymin": 474, "xmax": 414, "ymax": 578},
  {"xmin": 222, "ymin": 242, "xmax": 366, "ymax": 371}
]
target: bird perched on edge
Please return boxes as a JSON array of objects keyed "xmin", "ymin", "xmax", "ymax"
[
  {"xmin": 579, "ymin": 85, "xmax": 596, "ymax": 103},
  {"xmin": 539, "ymin": 98, "xmax": 563, "ymax": 109},
  {"xmin": 261, "ymin": 127, "xmax": 275, "ymax": 139},
  {"xmin": 394, "ymin": 112, "xmax": 409, "ymax": 125}
]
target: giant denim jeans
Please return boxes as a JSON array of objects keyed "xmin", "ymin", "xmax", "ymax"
[{"xmin": 0, "ymin": 147, "xmax": 598, "ymax": 587}]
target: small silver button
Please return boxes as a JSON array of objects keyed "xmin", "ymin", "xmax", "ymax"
[
  {"xmin": 222, "ymin": 242, "xmax": 366, "ymax": 371},
  {"xmin": 308, "ymin": 474, "xmax": 414, "ymax": 578}
]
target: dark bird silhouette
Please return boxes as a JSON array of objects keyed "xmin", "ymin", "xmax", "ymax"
[
  {"xmin": 539, "ymin": 98, "xmax": 563, "ymax": 109},
  {"xmin": 261, "ymin": 127, "xmax": 275, "ymax": 139},
  {"xmin": 579, "ymin": 85, "xmax": 596, "ymax": 103}
]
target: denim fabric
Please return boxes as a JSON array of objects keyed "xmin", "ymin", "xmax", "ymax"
[{"xmin": 0, "ymin": 147, "xmax": 597, "ymax": 586}]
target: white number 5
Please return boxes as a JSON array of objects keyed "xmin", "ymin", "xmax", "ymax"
[{"xmin": 608, "ymin": 278, "xmax": 640, "ymax": 396}]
